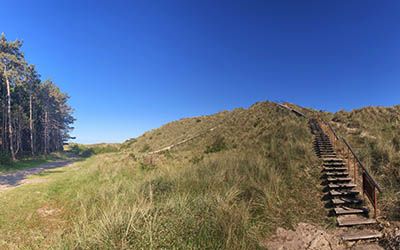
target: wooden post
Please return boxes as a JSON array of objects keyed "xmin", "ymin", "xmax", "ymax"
[
  {"xmin": 374, "ymin": 188, "xmax": 377, "ymax": 218},
  {"xmin": 354, "ymin": 155, "xmax": 357, "ymax": 183},
  {"xmin": 361, "ymin": 170, "xmax": 364, "ymax": 196},
  {"xmin": 333, "ymin": 136, "xmax": 336, "ymax": 149}
]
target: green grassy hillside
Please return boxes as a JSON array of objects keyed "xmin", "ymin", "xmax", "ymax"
[
  {"xmin": 329, "ymin": 106, "xmax": 400, "ymax": 220},
  {"xmin": 0, "ymin": 101, "xmax": 328, "ymax": 249}
]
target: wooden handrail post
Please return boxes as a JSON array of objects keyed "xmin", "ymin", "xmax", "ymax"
[
  {"xmin": 345, "ymin": 147, "xmax": 349, "ymax": 171},
  {"xmin": 374, "ymin": 188, "xmax": 377, "ymax": 218},
  {"xmin": 362, "ymin": 171, "xmax": 364, "ymax": 196},
  {"xmin": 354, "ymin": 155, "xmax": 357, "ymax": 183}
]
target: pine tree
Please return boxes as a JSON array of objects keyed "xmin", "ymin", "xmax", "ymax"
[{"xmin": 0, "ymin": 33, "xmax": 74, "ymax": 161}]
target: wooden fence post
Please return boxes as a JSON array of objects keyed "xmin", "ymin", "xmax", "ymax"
[
  {"xmin": 374, "ymin": 188, "xmax": 377, "ymax": 218},
  {"xmin": 354, "ymin": 155, "xmax": 357, "ymax": 183}
]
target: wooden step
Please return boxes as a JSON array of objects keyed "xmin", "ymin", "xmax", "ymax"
[
  {"xmin": 323, "ymin": 167, "xmax": 347, "ymax": 172},
  {"xmin": 332, "ymin": 197, "xmax": 362, "ymax": 205},
  {"xmin": 330, "ymin": 189, "xmax": 359, "ymax": 196},
  {"xmin": 318, "ymin": 152, "xmax": 335, "ymax": 154},
  {"xmin": 327, "ymin": 177, "xmax": 352, "ymax": 182},
  {"xmin": 334, "ymin": 206, "xmax": 367, "ymax": 215},
  {"xmin": 324, "ymin": 165, "xmax": 346, "ymax": 169},
  {"xmin": 321, "ymin": 155, "xmax": 339, "ymax": 159},
  {"xmin": 337, "ymin": 216, "xmax": 377, "ymax": 227},
  {"xmin": 315, "ymin": 145, "xmax": 333, "ymax": 148},
  {"xmin": 328, "ymin": 183, "xmax": 356, "ymax": 189},
  {"xmin": 324, "ymin": 162, "xmax": 345, "ymax": 166},
  {"xmin": 320, "ymin": 155, "xmax": 338, "ymax": 158},
  {"xmin": 323, "ymin": 158, "xmax": 344, "ymax": 162},
  {"xmin": 325, "ymin": 171, "xmax": 349, "ymax": 176},
  {"xmin": 341, "ymin": 231, "xmax": 382, "ymax": 241},
  {"xmin": 323, "ymin": 161, "xmax": 346, "ymax": 166}
]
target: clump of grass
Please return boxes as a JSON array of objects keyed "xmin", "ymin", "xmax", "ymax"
[
  {"xmin": 205, "ymin": 135, "xmax": 227, "ymax": 153},
  {"xmin": 140, "ymin": 143, "xmax": 151, "ymax": 153}
]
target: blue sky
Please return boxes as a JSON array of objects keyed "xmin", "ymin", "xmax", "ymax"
[{"xmin": 1, "ymin": 0, "xmax": 399, "ymax": 143}]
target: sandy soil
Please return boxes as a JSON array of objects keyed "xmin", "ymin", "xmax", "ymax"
[{"xmin": 262, "ymin": 223, "xmax": 383, "ymax": 250}]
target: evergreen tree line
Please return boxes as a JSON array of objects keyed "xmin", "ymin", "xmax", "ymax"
[{"xmin": 0, "ymin": 33, "xmax": 74, "ymax": 161}]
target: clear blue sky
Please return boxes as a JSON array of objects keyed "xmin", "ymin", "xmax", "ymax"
[{"xmin": 1, "ymin": 1, "xmax": 399, "ymax": 144}]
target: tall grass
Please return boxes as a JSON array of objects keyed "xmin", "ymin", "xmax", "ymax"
[
  {"xmin": 53, "ymin": 103, "xmax": 326, "ymax": 249},
  {"xmin": 0, "ymin": 102, "xmax": 328, "ymax": 249}
]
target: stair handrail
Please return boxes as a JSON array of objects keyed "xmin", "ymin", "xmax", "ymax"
[
  {"xmin": 326, "ymin": 122, "xmax": 340, "ymax": 141},
  {"xmin": 276, "ymin": 103, "xmax": 307, "ymax": 118},
  {"xmin": 341, "ymin": 138, "xmax": 382, "ymax": 192}
]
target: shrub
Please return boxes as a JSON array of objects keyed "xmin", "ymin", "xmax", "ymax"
[
  {"xmin": 392, "ymin": 136, "xmax": 400, "ymax": 151},
  {"xmin": 140, "ymin": 144, "xmax": 151, "ymax": 153},
  {"xmin": 139, "ymin": 158, "xmax": 156, "ymax": 171},
  {"xmin": 205, "ymin": 135, "xmax": 227, "ymax": 154},
  {"xmin": 190, "ymin": 155, "xmax": 204, "ymax": 164},
  {"xmin": 129, "ymin": 153, "xmax": 136, "ymax": 161},
  {"xmin": 69, "ymin": 144, "xmax": 94, "ymax": 157},
  {"xmin": 145, "ymin": 177, "xmax": 173, "ymax": 196},
  {"xmin": 0, "ymin": 151, "xmax": 11, "ymax": 165}
]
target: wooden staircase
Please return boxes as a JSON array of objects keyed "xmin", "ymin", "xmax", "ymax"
[{"xmin": 309, "ymin": 118, "xmax": 383, "ymax": 242}]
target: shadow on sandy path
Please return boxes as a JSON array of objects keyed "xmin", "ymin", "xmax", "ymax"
[{"xmin": 0, "ymin": 159, "xmax": 78, "ymax": 190}]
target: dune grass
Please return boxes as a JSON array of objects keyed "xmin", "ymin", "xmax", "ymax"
[
  {"xmin": 0, "ymin": 102, "xmax": 329, "ymax": 249},
  {"xmin": 2, "ymin": 102, "xmax": 398, "ymax": 249}
]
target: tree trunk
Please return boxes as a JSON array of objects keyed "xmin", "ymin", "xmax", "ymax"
[
  {"xmin": 2, "ymin": 103, "xmax": 6, "ymax": 150},
  {"xmin": 44, "ymin": 110, "xmax": 48, "ymax": 155},
  {"xmin": 15, "ymin": 113, "xmax": 21, "ymax": 155},
  {"xmin": 4, "ymin": 68, "xmax": 16, "ymax": 161},
  {"xmin": 29, "ymin": 94, "xmax": 34, "ymax": 156}
]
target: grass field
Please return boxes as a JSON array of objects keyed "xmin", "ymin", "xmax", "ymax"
[
  {"xmin": 3, "ymin": 102, "xmax": 398, "ymax": 249},
  {"xmin": 0, "ymin": 102, "xmax": 329, "ymax": 249}
]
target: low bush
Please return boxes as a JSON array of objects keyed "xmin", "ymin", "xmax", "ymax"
[{"xmin": 205, "ymin": 135, "xmax": 227, "ymax": 154}]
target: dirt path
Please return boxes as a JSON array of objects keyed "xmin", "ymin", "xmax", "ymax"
[
  {"xmin": 0, "ymin": 159, "xmax": 77, "ymax": 191},
  {"xmin": 263, "ymin": 223, "xmax": 384, "ymax": 250}
]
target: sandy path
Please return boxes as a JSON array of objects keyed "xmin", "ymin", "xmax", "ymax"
[{"xmin": 0, "ymin": 159, "xmax": 76, "ymax": 191}]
